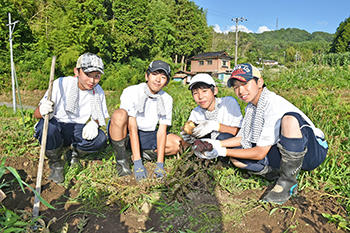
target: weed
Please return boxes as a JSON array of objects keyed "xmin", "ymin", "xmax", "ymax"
[
  {"xmin": 322, "ymin": 213, "xmax": 350, "ymax": 231},
  {"xmin": 0, "ymin": 63, "xmax": 350, "ymax": 230}
]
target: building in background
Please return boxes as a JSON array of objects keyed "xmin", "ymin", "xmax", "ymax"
[{"xmin": 190, "ymin": 51, "xmax": 232, "ymax": 74}]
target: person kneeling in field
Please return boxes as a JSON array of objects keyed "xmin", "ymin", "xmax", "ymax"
[
  {"xmin": 108, "ymin": 60, "xmax": 182, "ymax": 181},
  {"xmin": 34, "ymin": 53, "xmax": 109, "ymax": 184},
  {"xmin": 181, "ymin": 73, "xmax": 242, "ymax": 149},
  {"xmin": 194, "ymin": 63, "xmax": 328, "ymax": 204}
]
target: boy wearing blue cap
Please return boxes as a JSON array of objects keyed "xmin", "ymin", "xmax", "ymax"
[
  {"xmin": 34, "ymin": 52, "xmax": 109, "ymax": 183},
  {"xmin": 109, "ymin": 60, "xmax": 182, "ymax": 181},
  {"xmin": 182, "ymin": 73, "xmax": 242, "ymax": 144},
  {"xmin": 194, "ymin": 63, "xmax": 328, "ymax": 204}
]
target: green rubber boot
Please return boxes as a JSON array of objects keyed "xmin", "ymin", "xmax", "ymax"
[{"xmin": 262, "ymin": 143, "xmax": 307, "ymax": 204}]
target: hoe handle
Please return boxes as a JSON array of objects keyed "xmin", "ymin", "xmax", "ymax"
[{"xmin": 33, "ymin": 56, "xmax": 56, "ymax": 218}]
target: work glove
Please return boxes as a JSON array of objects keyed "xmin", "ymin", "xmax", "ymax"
[
  {"xmin": 134, "ymin": 159, "xmax": 147, "ymax": 181},
  {"xmin": 180, "ymin": 131, "xmax": 196, "ymax": 144},
  {"xmin": 194, "ymin": 139, "xmax": 226, "ymax": 160},
  {"xmin": 82, "ymin": 120, "xmax": 99, "ymax": 140},
  {"xmin": 39, "ymin": 99, "xmax": 54, "ymax": 119},
  {"xmin": 192, "ymin": 120, "xmax": 220, "ymax": 138},
  {"xmin": 154, "ymin": 162, "xmax": 166, "ymax": 179}
]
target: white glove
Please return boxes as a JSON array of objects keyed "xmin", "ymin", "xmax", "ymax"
[
  {"xmin": 39, "ymin": 99, "xmax": 54, "ymax": 119},
  {"xmin": 194, "ymin": 139, "xmax": 226, "ymax": 160},
  {"xmin": 82, "ymin": 120, "xmax": 99, "ymax": 140},
  {"xmin": 180, "ymin": 131, "xmax": 196, "ymax": 144},
  {"xmin": 192, "ymin": 120, "xmax": 220, "ymax": 138}
]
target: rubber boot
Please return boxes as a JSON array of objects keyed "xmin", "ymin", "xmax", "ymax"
[
  {"xmin": 46, "ymin": 144, "xmax": 65, "ymax": 184},
  {"xmin": 249, "ymin": 166, "xmax": 280, "ymax": 181},
  {"xmin": 142, "ymin": 149, "xmax": 157, "ymax": 161},
  {"xmin": 65, "ymin": 148, "xmax": 79, "ymax": 167},
  {"xmin": 111, "ymin": 138, "xmax": 132, "ymax": 176},
  {"xmin": 262, "ymin": 143, "xmax": 307, "ymax": 204},
  {"xmin": 70, "ymin": 149, "xmax": 81, "ymax": 166}
]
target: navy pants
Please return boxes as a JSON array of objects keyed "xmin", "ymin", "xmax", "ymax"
[
  {"xmin": 35, "ymin": 118, "xmax": 107, "ymax": 152},
  {"xmin": 236, "ymin": 112, "xmax": 328, "ymax": 172}
]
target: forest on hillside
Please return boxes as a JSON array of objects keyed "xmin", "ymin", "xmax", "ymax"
[
  {"xmin": 1, "ymin": 0, "xmax": 350, "ymax": 91},
  {"xmin": 210, "ymin": 28, "xmax": 333, "ymax": 64}
]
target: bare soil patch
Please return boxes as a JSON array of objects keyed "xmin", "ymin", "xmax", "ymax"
[{"xmin": 2, "ymin": 154, "xmax": 347, "ymax": 233}]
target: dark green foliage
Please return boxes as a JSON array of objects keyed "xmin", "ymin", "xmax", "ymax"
[
  {"xmin": 330, "ymin": 17, "xmax": 350, "ymax": 53},
  {"xmin": 0, "ymin": 0, "xmax": 210, "ymax": 92}
]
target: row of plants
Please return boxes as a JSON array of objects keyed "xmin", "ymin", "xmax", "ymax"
[{"xmin": 312, "ymin": 52, "xmax": 350, "ymax": 66}]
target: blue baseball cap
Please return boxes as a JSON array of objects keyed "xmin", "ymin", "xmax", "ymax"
[{"xmin": 227, "ymin": 63, "xmax": 261, "ymax": 87}]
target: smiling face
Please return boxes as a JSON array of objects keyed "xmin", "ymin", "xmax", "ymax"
[
  {"xmin": 233, "ymin": 78, "xmax": 264, "ymax": 106},
  {"xmin": 74, "ymin": 68, "xmax": 101, "ymax": 91},
  {"xmin": 145, "ymin": 71, "xmax": 168, "ymax": 94},
  {"xmin": 191, "ymin": 84, "xmax": 218, "ymax": 111}
]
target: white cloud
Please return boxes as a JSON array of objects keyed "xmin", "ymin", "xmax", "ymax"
[
  {"xmin": 257, "ymin": 26, "xmax": 271, "ymax": 33},
  {"xmin": 214, "ymin": 24, "xmax": 272, "ymax": 34},
  {"xmin": 213, "ymin": 24, "xmax": 252, "ymax": 34},
  {"xmin": 213, "ymin": 24, "xmax": 223, "ymax": 33},
  {"xmin": 237, "ymin": 25, "xmax": 253, "ymax": 33}
]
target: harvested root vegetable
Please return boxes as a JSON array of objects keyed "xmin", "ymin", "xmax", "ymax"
[
  {"xmin": 193, "ymin": 139, "xmax": 213, "ymax": 153},
  {"xmin": 183, "ymin": 120, "xmax": 196, "ymax": 135}
]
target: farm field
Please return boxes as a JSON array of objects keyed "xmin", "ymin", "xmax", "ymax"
[{"xmin": 0, "ymin": 64, "xmax": 349, "ymax": 232}]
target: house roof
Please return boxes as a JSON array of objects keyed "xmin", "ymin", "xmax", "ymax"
[{"xmin": 190, "ymin": 51, "xmax": 233, "ymax": 60}]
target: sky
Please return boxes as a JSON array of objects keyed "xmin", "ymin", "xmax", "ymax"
[{"xmin": 192, "ymin": 0, "xmax": 350, "ymax": 34}]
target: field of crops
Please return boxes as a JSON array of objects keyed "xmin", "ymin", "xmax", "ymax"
[{"xmin": 0, "ymin": 63, "xmax": 349, "ymax": 232}]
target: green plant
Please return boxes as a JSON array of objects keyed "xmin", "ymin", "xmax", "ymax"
[
  {"xmin": 0, "ymin": 206, "xmax": 35, "ymax": 233},
  {"xmin": 322, "ymin": 213, "xmax": 350, "ymax": 231},
  {"xmin": 0, "ymin": 158, "xmax": 55, "ymax": 232},
  {"xmin": 0, "ymin": 158, "xmax": 54, "ymax": 209}
]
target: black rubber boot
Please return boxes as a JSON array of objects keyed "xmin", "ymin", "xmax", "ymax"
[
  {"xmin": 262, "ymin": 143, "xmax": 307, "ymax": 204},
  {"xmin": 46, "ymin": 144, "xmax": 65, "ymax": 184},
  {"xmin": 65, "ymin": 149, "xmax": 79, "ymax": 167},
  {"xmin": 142, "ymin": 149, "xmax": 157, "ymax": 161},
  {"xmin": 249, "ymin": 166, "xmax": 280, "ymax": 181},
  {"xmin": 70, "ymin": 149, "xmax": 81, "ymax": 166},
  {"xmin": 111, "ymin": 138, "xmax": 132, "ymax": 176}
]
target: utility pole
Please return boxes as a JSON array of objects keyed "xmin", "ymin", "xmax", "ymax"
[
  {"xmin": 232, "ymin": 17, "xmax": 247, "ymax": 66},
  {"xmin": 7, "ymin": 13, "xmax": 19, "ymax": 113}
]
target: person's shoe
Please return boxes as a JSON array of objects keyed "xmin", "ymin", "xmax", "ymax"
[{"xmin": 262, "ymin": 144, "xmax": 307, "ymax": 204}]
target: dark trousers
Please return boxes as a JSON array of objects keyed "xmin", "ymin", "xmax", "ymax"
[
  {"xmin": 35, "ymin": 118, "xmax": 107, "ymax": 152},
  {"xmin": 236, "ymin": 112, "xmax": 328, "ymax": 172}
]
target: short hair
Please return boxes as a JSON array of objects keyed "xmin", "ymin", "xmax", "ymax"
[
  {"xmin": 253, "ymin": 77, "xmax": 266, "ymax": 87},
  {"xmin": 191, "ymin": 82, "xmax": 215, "ymax": 95},
  {"xmin": 146, "ymin": 69, "xmax": 170, "ymax": 84}
]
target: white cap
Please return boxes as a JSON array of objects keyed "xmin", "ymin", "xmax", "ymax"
[{"xmin": 188, "ymin": 73, "xmax": 216, "ymax": 90}]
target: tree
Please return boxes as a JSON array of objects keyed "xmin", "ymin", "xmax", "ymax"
[
  {"xmin": 172, "ymin": 0, "xmax": 210, "ymax": 63},
  {"xmin": 330, "ymin": 17, "xmax": 350, "ymax": 53},
  {"xmin": 111, "ymin": 0, "xmax": 151, "ymax": 62}
]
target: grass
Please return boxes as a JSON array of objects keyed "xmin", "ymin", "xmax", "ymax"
[{"xmin": 0, "ymin": 63, "xmax": 349, "ymax": 231}]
